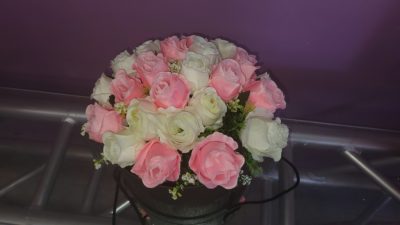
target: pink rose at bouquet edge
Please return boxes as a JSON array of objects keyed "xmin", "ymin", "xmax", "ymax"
[
  {"xmin": 85, "ymin": 103, "xmax": 123, "ymax": 143},
  {"xmin": 133, "ymin": 52, "xmax": 169, "ymax": 87},
  {"xmin": 209, "ymin": 59, "xmax": 246, "ymax": 102},
  {"xmin": 160, "ymin": 35, "xmax": 189, "ymax": 60},
  {"xmin": 234, "ymin": 47, "xmax": 259, "ymax": 85},
  {"xmin": 111, "ymin": 69, "xmax": 145, "ymax": 105},
  {"xmin": 189, "ymin": 132, "xmax": 245, "ymax": 189},
  {"xmin": 247, "ymin": 75, "xmax": 286, "ymax": 113},
  {"xmin": 150, "ymin": 72, "xmax": 190, "ymax": 109},
  {"xmin": 131, "ymin": 139, "xmax": 181, "ymax": 188},
  {"xmin": 234, "ymin": 47, "xmax": 257, "ymax": 65}
]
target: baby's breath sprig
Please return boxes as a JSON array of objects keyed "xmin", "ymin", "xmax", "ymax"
[
  {"xmin": 239, "ymin": 170, "xmax": 252, "ymax": 186},
  {"xmin": 169, "ymin": 172, "xmax": 198, "ymax": 200},
  {"xmin": 168, "ymin": 60, "xmax": 182, "ymax": 73},
  {"xmin": 169, "ymin": 183, "xmax": 184, "ymax": 200},
  {"xmin": 93, "ymin": 154, "xmax": 108, "ymax": 170},
  {"xmin": 114, "ymin": 102, "xmax": 127, "ymax": 116},
  {"xmin": 181, "ymin": 172, "xmax": 197, "ymax": 185},
  {"xmin": 80, "ymin": 123, "xmax": 87, "ymax": 136},
  {"xmin": 227, "ymin": 99, "xmax": 243, "ymax": 113}
]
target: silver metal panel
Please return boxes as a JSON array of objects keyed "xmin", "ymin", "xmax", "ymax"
[
  {"xmin": 342, "ymin": 150, "xmax": 400, "ymax": 201},
  {"xmin": 31, "ymin": 118, "xmax": 75, "ymax": 209},
  {"xmin": 0, "ymin": 204, "xmax": 134, "ymax": 225},
  {"xmin": 279, "ymin": 145, "xmax": 295, "ymax": 225},
  {"xmin": 353, "ymin": 195, "xmax": 392, "ymax": 225},
  {"xmin": 0, "ymin": 165, "xmax": 45, "ymax": 198}
]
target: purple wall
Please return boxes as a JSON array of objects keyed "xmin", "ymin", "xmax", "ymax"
[{"xmin": 1, "ymin": 0, "xmax": 400, "ymax": 129}]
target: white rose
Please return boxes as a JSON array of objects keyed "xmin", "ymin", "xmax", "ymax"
[
  {"xmin": 126, "ymin": 99, "xmax": 159, "ymax": 141},
  {"xmin": 135, "ymin": 40, "xmax": 161, "ymax": 54},
  {"xmin": 181, "ymin": 52, "xmax": 211, "ymax": 91},
  {"xmin": 213, "ymin": 38, "xmax": 237, "ymax": 59},
  {"xmin": 188, "ymin": 87, "xmax": 227, "ymax": 129},
  {"xmin": 102, "ymin": 129, "xmax": 145, "ymax": 168},
  {"xmin": 158, "ymin": 110, "xmax": 204, "ymax": 153},
  {"xmin": 90, "ymin": 74, "xmax": 112, "ymax": 108},
  {"xmin": 111, "ymin": 50, "xmax": 136, "ymax": 75},
  {"xmin": 189, "ymin": 35, "xmax": 221, "ymax": 65},
  {"xmin": 240, "ymin": 108, "xmax": 289, "ymax": 162}
]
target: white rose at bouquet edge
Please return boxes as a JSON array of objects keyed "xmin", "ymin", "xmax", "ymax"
[
  {"xmin": 90, "ymin": 74, "xmax": 112, "ymax": 108},
  {"xmin": 102, "ymin": 129, "xmax": 145, "ymax": 168},
  {"xmin": 158, "ymin": 110, "xmax": 205, "ymax": 153},
  {"xmin": 135, "ymin": 40, "xmax": 161, "ymax": 54},
  {"xmin": 213, "ymin": 38, "xmax": 237, "ymax": 59},
  {"xmin": 111, "ymin": 50, "xmax": 136, "ymax": 75},
  {"xmin": 187, "ymin": 87, "xmax": 227, "ymax": 129},
  {"xmin": 126, "ymin": 99, "xmax": 159, "ymax": 141},
  {"xmin": 189, "ymin": 35, "xmax": 221, "ymax": 65},
  {"xmin": 181, "ymin": 52, "xmax": 211, "ymax": 91},
  {"xmin": 240, "ymin": 108, "xmax": 289, "ymax": 162}
]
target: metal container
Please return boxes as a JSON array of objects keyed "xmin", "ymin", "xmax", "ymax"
[{"xmin": 116, "ymin": 167, "xmax": 245, "ymax": 225}]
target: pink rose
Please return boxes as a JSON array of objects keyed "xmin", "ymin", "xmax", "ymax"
[
  {"xmin": 131, "ymin": 139, "xmax": 181, "ymax": 188},
  {"xmin": 85, "ymin": 103, "xmax": 123, "ymax": 143},
  {"xmin": 133, "ymin": 52, "xmax": 169, "ymax": 87},
  {"xmin": 247, "ymin": 74, "xmax": 286, "ymax": 113},
  {"xmin": 234, "ymin": 47, "xmax": 258, "ymax": 86},
  {"xmin": 234, "ymin": 47, "xmax": 257, "ymax": 65},
  {"xmin": 150, "ymin": 72, "xmax": 190, "ymax": 109},
  {"xmin": 111, "ymin": 70, "xmax": 145, "ymax": 105},
  {"xmin": 189, "ymin": 132, "xmax": 245, "ymax": 189},
  {"xmin": 209, "ymin": 59, "xmax": 246, "ymax": 102},
  {"xmin": 160, "ymin": 36, "xmax": 189, "ymax": 60}
]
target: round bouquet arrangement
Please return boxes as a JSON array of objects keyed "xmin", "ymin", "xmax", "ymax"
[{"xmin": 82, "ymin": 35, "xmax": 289, "ymax": 224}]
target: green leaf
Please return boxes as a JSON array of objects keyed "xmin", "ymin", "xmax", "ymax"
[
  {"xmin": 238, "ymin": 91, "xmax": 250, "ymax": 106},
  {"xmin": 247, "ymin": 161, "xmax": 263, "ymax": 177},
  {"xmin": 199, "ymin": 128, "xmax": 215, "ymax": 138},
  {"xmin": 242, "ymin": 148, "xmax": 263, "ymax": 177}
]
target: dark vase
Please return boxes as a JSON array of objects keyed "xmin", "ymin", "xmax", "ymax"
[{"xmin": 115, "ymin": 167, "xmax": 245, "ymax": 225}]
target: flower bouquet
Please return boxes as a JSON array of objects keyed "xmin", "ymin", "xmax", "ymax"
[{"xmin": 82, "ymin": 35, "xmax": 289, "ymax": 224}]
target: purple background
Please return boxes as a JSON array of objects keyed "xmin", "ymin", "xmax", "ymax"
[{"xmin": 1, "ymin": 0, "xmax": 400, "ymax": 130}]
